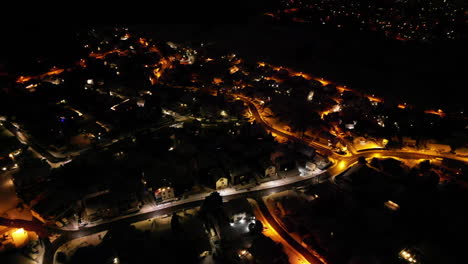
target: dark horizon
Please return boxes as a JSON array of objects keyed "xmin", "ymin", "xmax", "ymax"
[{"xmin": 3, "ymin": 21, "xmax": 466, "ymax": 111}]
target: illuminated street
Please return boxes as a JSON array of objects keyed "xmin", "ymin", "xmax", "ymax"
[{"xmin": 1, "ymin": 19, "xmax": 467, "ymax": 264}]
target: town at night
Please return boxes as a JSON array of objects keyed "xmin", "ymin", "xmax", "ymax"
[{"xmin": 1, "ymin": 2, "xmax": 467, "ymax": 264}]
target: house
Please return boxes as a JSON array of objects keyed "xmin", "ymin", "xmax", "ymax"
[
  {"xmin": 82, "ymin": 191, "xmax": 117, "ymax": 222},
  {"xmin": 208, "ymin": 168, "xmax": 229, "ymax": 190},
  {"xmin": 313, "ymin": 155, "xmax": 331, "ymax": 170},
  {"xmin": 294, "ymin": 143, "xmax": 316, "ymax": 159},
  {"xmin": 223, "ymin": 198, "xmax": 253, "ymax": 223},
  {"xmin": 31, "ymin": 191, "xmax": 75, "ymax": 225},
  {"xmin": 257, "ymin": 158, "xmax": 278, "ymax": 181},
  {"xmin": 226, "ymin": 163, "xmax": 253, "ymax": 186},
  {"xmin": 265, "ymin": 165, "xmax": 277, "ymax": 178},
  {"xmin": 154, "ymin": 186, "xmax": 175, "ymax": 202},
  {"xmin": 426, "ymin": 143, "xmax": 451, "ymax": 153},
  {"xmin": 296, "ymin": 158, "xmax": 317, "ymax": 176},
  {"xmin": 274, "ymin": 155, "xmax": 296, "ymax": 172},
  {"xmin": 402, "ymin": 137, "xmax": 417, "ymax": 147}
]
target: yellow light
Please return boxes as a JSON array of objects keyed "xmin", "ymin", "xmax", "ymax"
[
  {"xmin": 13, "ymin": 228, "xmax": 24, "ymax": 235},
  {"xmin": 12, "ymin": 228, "xmax": 28, "ymax": 247},
  {"xmin": 338, "ymin": 161, "xmax": 346, "ymax": 170}
]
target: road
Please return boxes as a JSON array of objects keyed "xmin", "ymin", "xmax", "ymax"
[
  {"xmin": 249, "ymin": 198, "xmax": 318, "ymax": 264},
  {"xmin": 4, "ymin": 84, "xmax": 463, "ymax": 263},
  {"xmin": 41, "ymin": 145, "xmax": 460, "ymax": 264},
  {"xmin": 235, "ymin": 95, "xmax": 336, "ymax": 157},
  {"xmin": 43, "ymin": 174, "xmax": 334, "ymax": 264},
  {"xmin": 39, "ymin": 90, "xmax": 467, "ymax": 264}
]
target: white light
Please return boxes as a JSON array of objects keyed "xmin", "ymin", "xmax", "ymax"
[
  {"xmin": 86, "ymin": 79, "xmax": 94, "ymax": 85},
  {"xmin": 2, "ymin": 167, "xmax": 6, "ymax": 171},
  {"xmin": 113, "ymin": 257, "xmax": 119, "ymax": 264}
]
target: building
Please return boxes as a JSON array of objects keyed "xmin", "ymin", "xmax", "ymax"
[
  {"xmin": 216, "ymin": 177, "xmax": 229, "ymax": 189},
  {"xmin": 31, "ymin": 191, "xmax": 75, "ymax": 225},
  {"xmin": 154, "ymin": 186, "xmax": 175, "ymax": 202},
  {"xmin": 264, "ymin": 164, "xmax": 277, "ymax": 178},
  {"xmin": 203, "ymin": 167, "xmax": 229, "ymax": 190},
  {"xmin": 223, "ymin": 198, "xmax": 253, "ymax": 223},
  {"xmin": 274, "ymin": 155, "xmax": 296, "ymax": 172},
  {"xmin": 256, "ymin": 158, "xmax": 278, "ymax": 181},
  {"xmin": 313, "ymin": 155, "xmax": 331, "ymax": 170},
  {"xmin": 226, "ymin": 163, "xmax": 253, "ymax": 186},
  {"xmin": 297, "ymin": 159, "xmax": 317, "ymax": 176}
]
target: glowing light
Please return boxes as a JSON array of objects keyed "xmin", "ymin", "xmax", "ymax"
[
  {"xmin": 338, "ymin": 161, "xmax": 346, "ymax": 170},
  {"xmin": 284, "ymin": 8, "xmax": 299, "ymax": 14},
  {"xmin": 384, "ymin": 200, "xmax": 400, "ymax": 211},
  {"xmin": 367, "ymin": 96, "xmax": 383, "ymax": 103},
  {"xmin": 12, "ymin": 228, "xmax": 28, "ymax": 247},
  {"xmin": 229, "ymin": 65, "xmax": 240, "ymax": 74},
  {"xmin": 213, "ymin": 78, "xmax": 223, "ymax": 85},
  {"xmin": 138, "ymin": 38, "xmax": 149, "ymax": 47},
  {"xmin": 16, "ymin": 76, "xmax": 32, "ymax": 83},
  {"xmin": 25, "ymin": 83, "xmax": 38, "ymax": 89},
  {"xmin": 424, "ymin": 109, "xmax": 446, "ymax": 117}
]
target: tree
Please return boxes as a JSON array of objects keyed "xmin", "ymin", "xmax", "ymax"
[
  {"xmin": 358, "ymin": 156, "xmax": 367, "ymax": 164},
  {"xmin": 56, "ymin": 252, "xmax": 67, "ymax": 263},
  {"xmin": 200, "ymin": 192, "xmax": 224, "ymax": 222},
  {"xmin": 171, "ymin": 212, "xmax": 181, "ymax": 234},
  {"xmin": 419, "ymin": 160, "xmax": 431, "ymax": 171},
  {"xmin": 248, "ymin": 220, "xmax": 264, "ymax": 236},
  {"xmin": 201, "ymin": 192, "xmax": 223, "ymax": 214}
]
